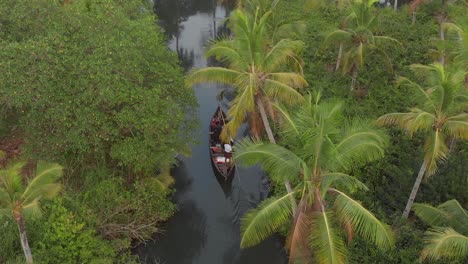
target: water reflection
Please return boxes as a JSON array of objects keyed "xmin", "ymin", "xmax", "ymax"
[{"xmin": 135, "ymin": 0, "xmax": 287, "ymax": 263}]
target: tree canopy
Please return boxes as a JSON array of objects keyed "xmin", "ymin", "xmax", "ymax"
[{"xmin": 0, "ymin": 0, "xmax": 196, "ymax": 173}]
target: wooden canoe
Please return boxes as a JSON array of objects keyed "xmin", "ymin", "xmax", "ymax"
[{"xmin": 209, "ymin": 106, "xmax": 235, "ymax": 180}]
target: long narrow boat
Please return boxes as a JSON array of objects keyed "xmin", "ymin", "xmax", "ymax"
[{"xmin": 209, "ymin": 106, "xmax": 235, "ymax": 180}]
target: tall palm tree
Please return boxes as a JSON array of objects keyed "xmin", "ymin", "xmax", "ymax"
[
  {"xmin": 0, "ymin": 161, "xmax": 63, "ymax": 264},
  {"xmin": 377, "ymin": 63, "xmax": 468, "ymax": 219},
  {"xmin": 186, "ymin": 9, "xmax": 307, "ymax": 143},
  {"xmin": 235, "ymin": 94, "xmax": 393, "ymax": 263},
  {"xmin": 325, "ymin": 0, "xmax": 400, "ymax": 90},
  {"xmin": 443, "ymin": 21, "xmax": 468, "ymax": 86},
  {"xmin": 413, "ymin": 200, "xmax": 468, "ymax": 261}
]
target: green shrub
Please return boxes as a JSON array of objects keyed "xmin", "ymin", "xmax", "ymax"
[
  {"xmin": 32, "ymin": 199, "xmax": 116, "ymax": 264},
  {"xmin": 66, "ymin": 169, "xmax": 176, "ymax": 252},
  {"xmin": 0, "ymin": 216, "xmax": 21, "ymax": 263}
]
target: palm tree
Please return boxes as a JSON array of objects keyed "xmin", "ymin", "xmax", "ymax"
[
  {"xmin": 377, "ymin": 63, "xmax": 468, "ymax": 219},
  {"xmin": 325, "ymin": 0, "xmax": 400, "ymax": 90},
  {"xmin": 235, "ymin": 94, "xmax": 393, "ymax": 263},
  {"xmin": 0, "ymin": 161, "xmax": 63, "ymax": 264},
  {"xmin": 443, "ymin": 21, "xmax": 468, "ymax": 86},
  {"xmin": 186, "ymin": 8, "xmax": 307, "ymax": 143},
  {"xmin": 413, "ymin": 200, "xmax": 468, "ymax": 261},
  {"xmin": 409, "ymin": 0, "xmax": 466, "ymax": 62}
]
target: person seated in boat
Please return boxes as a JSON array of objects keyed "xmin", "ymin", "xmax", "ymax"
[
  {"xmin": 223, "ymin": 142, "xmax": 232, "ymax": 163},
  {"xmin": 210, "ymin": 143, "xmax": 222, "ymax": 153},
  {"xmin": 210, "ymin": 117, "xmax": 219, "ymax": 129}
]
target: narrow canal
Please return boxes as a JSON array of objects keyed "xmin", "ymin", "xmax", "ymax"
[{"xmin": 135, "ymin": 0, "xmax": 287, "ymax": 263}]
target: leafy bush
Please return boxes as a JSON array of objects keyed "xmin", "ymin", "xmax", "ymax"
[
  {"xmin": 0, "ymin": 216, "xmax": 21, "ymax": 263},
  {"xmin": 32, "ymin": 199, "xmax": 116, "ymax": 264},
  {"xmin": 66, "ymin": 169, "xmax": 176, "ymax": 252}
]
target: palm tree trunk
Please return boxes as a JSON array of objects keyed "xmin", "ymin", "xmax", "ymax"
[
  {"xmin": 439, "ymin": 0, "xmax": 447, "ymax": 65},
  {"xmin": 350, "ymin": 70, "xmax": 358, "ymax": 91},
  {"xmin": 401, "ymin": 159, "xmax": 428, "ymax": 219},
  {"xmin": 15, "ymin": 214, "xmax": 33, "ymax": 264},
  {"xmin": 335, "ymin": 43, "xmax": 343, "ymax": 71},
  {"xmin": 256, "ymin": 97, "xmax": 296, "ymax": 210}
]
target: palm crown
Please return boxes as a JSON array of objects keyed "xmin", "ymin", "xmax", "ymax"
[
  {"xmin": 378, "ymin": 63, "xmax": 467, "ymax": 176},
  {"xmin": 0, "ymin": 162, "xmax": 62, "ymax": 219},
  {"xmin": 186, "ymin": 8, "xmax": 307, "ymax": 141},
  {"xmin": 325, "ymin": 0, "xmax": 400, "ymax": 88},
  {"xmin": 413, "ymin": 200, "xmax": 468, "ymax": 261},
  {"xmin": 0, "ymin": 161, "xmax": 63, "ymax": 264},
  {"xmin": 378, "ymin": 63, "xmax": 467, "ymax": 219},
  {"xmin": 234, "ymin": 94, "xmax": 393, "ymax": 264}
]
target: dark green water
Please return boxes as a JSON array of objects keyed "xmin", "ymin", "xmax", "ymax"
[{"xmin": 135, "ymin": 1, "xmax": 287, "ymax": 263}]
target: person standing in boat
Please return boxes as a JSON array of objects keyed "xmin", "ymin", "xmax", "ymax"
[
  {"xmin": 223, "ymin": 141, "xmax": 232, "ymax": 163},
  {"xmin": 213, "ymin": 121, "xmax": 222, "ymax": 143}
]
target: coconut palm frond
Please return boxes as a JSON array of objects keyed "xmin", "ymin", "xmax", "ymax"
[
  {"xmin": 241, "ymin": 192, "xmax": 296, "ymax": 248},
  {"xmin": 206, "ymin": 41, "xmax": 247, "ymax": 70},
  {"xmin": 423, "ymin": 131, "xmax": 449, "ymax": 177},
  {"xmin": 0, "ymin": 162, "xmax": 26, "ymax": 193},
  {"xmin": 263, "ymin": 39, "xmax": 304, "ymax": 71},
  {"xmin": 269, "ymin": 72, "xmax": 308, "ymax": 89},
  {"xmin": 445, "ymin": 114, "xmax": 468, "ymax": 140},
  {"xmin": 333, "ymin": 189, "xmax": 394, "ymax": 251},
  {"xmin": 22, "ymin": 162, "xmax": 63, "ymax": 203},
  {"xmin": 185, "ymin": 67, "xmax": 241, "ymax": 88},
  {"xmin": 376, "ymin": 110, "xmax": 435, "ymax": 136},
  {"xmin": 438, "ymin": 200, "xmax": 468, "ymax": 234},
  {"xmin": 320, "ymin": 173, "xmax": 368, "ymax": 196},
  {"xmin": 421, "ymin": 227, "xmax": 468, "ymax": 262},
  {"xmin": 395, "ymin": 76, "xmax": 434, "ymax": 105},
  {"xmin": 374, "ymin": 36, "xmax": 402, "ymax": 48},
  {"xmin": 325, "ymin": 30, "xmax": 353, "ymax": 46},
  {"xmin": 336, "ymin": 120, "xmax": 388, "ymax": 169},
  {"xmin": 309, "ymin": 211, "xmax": 348, "ymax": 264},
  {"xmin": 263, "ymin": 79, "xmax": 304, "ymax": 104},
  {"xmin": 21, "ymin": 198, "xmax": 43, "ymax": 219},
  {"xmin": 413, "ymin": 203, "xmax": 451, "ymax": 227},
  {"xmin": 287, "ymin": 209, "xmax": 312, "ymax": 264},
  {"xmin": 408, "ymin": 63, "xmax": 439, "ymax": 80},
  {"xmin": 222, "ymin": 78, "xmax": 257, "ymax": 141},
  {"xmin": 272, "ymin": 102, "xmax": 300, "ymax": 136},
  {"xmin": 0, "ymin": 188, "xmax": 13, "ymax": 212},
  {"xmin": 234, "ymin": 139, "xmax": 304, "ymax": 182}
]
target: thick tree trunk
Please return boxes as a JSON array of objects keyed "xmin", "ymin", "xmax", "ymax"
[
  {"xmin": 15, "ymin": 214, "xmax": 33, "ymax": 264},
  {"xmin": 335, "ymin": 43, "xmax": 343, "ymax": 71},
  {"xmin": 393, "ymin": 0, "xmax": 398, "ymax": 12},
  {"xmin": 401, "ymin": 159, "xmax": 428, "ymax": 219},
  {"xmin": 256, "ymin": 97, "xmax": 296, "ymax": 211}
]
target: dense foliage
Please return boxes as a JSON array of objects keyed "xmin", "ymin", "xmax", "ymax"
[
  {"xmin": 0, "ymin": 0, "xmax": 196, "ymax": 173},
  {"xmin": 0, "ymin": 0, "xmax": 193, "ymax": 262},
  {"xmin": 231, "ymin": 0, "xmax": 467, "ymax": 263},
  {"xmin": 0, "ymin": 0, "xmax": 466, "ymax": 263}
]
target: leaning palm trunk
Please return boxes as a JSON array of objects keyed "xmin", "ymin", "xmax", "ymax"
[
  {"xmin": 336, "ymin": 43, "xmax": 343, "ymax": 71},
  {"xmin": 351, "ymin": 69, "xmax": 358, "ymax": 91},
  {"xmin": 439, "ymin": 0, "xmax": 447, "ymax": 65},
  {"xmin": 402, "ymin": 159, "xmax": 428, "ymax": 219},
  {"xmin": 256, "ymin": 97, "xmax": 296, "ymax": 210},
  {"xmin": 15, "ymin": 214, "xmax": 33, "ymax": 264}
]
